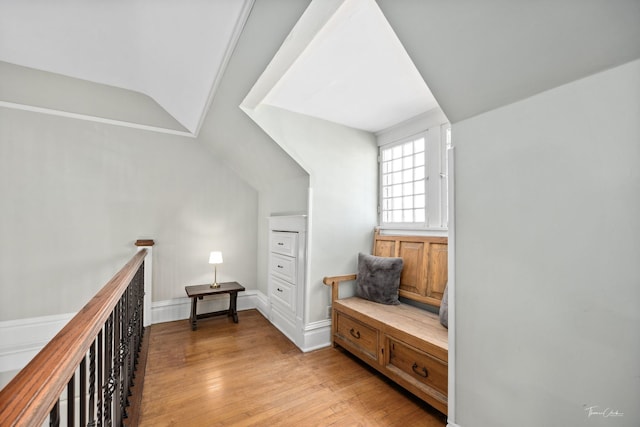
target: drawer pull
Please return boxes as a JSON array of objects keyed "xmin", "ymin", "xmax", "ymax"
[
  {"xmin": 412, "ymin": 363, "xmax": 428, "ymax": 378},
  {"xmin": 277, "ymin": 288, "xmax": 283, "ymax": 292},
  {"xmin": 277, "ymin": 242, "xmax": 284, "ymax": 246},
  {"xmin": 277, "ymin": 265, "xmax": 284, "ymax": 269},
  {"xmin": 349, "ymin": 328, "xmax": 361, "ymax": 339}
]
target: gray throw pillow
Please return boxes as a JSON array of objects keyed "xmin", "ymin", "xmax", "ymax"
[
  {"xmin": 355, "ymin": 253, "xmax": 403, "ymax": 305},
  {"xmin": 439, "ymin": 283, "xmax": 449, "ymax": 328}
]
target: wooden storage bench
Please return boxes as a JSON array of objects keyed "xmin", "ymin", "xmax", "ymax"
[{"xmin": 323, "ymin": 230, "xmax": 448, "ymax": 414}]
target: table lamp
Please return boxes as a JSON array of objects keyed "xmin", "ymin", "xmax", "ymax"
[{"xmin": 209, "ymin": 251, "xmax": 223, "ymax": 288}]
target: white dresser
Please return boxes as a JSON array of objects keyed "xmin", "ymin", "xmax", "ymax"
[{"xmin": 268, "ymin": 215, "xmax": 307, "ymax": 346}]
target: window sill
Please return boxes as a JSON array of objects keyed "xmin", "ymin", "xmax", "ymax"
[{"xmin": 378, "ymin": 226, "xmax": 448, "ymax": 237}]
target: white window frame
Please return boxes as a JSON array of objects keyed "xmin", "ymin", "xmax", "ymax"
[{"xmin": 379, "ymin": 123, "xmax": 450, "ymax": 231}]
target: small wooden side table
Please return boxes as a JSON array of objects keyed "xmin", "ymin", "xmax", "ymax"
[{"xmin": 185, "ymin": 282, "xmax": 245, "ymax": 330}]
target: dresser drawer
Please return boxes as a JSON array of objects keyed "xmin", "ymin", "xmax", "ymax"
[
  {"xmin": 387, "ymin": 337, "xmax": 447, "ymax": 395},
  {"xmin": 335, "ymin": 311, "xmax": 379, "ymax": 361},
  {"xmin": 270, "ymin": 231, "xmax": 297, "ymax": 256},
  {"xmin": 270, "ymin": 253, "xmax": 296, "ymax": 283},
  {"xmin": 270, "ymin": 276, "xmax": 294, "ymax": 312}
]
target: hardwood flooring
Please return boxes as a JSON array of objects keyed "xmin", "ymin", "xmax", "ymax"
[{"xmin": 137, "ymin": 310, "xmax": 446, "ymax": 427}]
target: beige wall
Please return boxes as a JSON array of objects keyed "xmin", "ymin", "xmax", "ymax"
[
  {"xmin": 454, "ymin": 59, "xmax": 640, "ymax": 426},
  {"xmin": 0, "ymin": 107, "xmax": 258, "ymax": 321},
  {"xmin": 246, "ymin": 105, "xmax": 378, "ymax": 324}
]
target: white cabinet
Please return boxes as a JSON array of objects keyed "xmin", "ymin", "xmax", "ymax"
[{"xmin": 268, "ymin": 215, "xmax": 306, "ymax": 346}]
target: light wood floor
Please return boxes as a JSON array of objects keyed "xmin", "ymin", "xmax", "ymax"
[{"xmin": 137, "ymin": 310, "xmax": 446, "ymax": 427}]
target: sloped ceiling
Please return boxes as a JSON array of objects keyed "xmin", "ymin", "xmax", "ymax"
[
  {"xmin": 249, "ymin": 0, "xmax": 640, "ymax": 131},
  {"xmin": 233, "ymin": 0, "xmax": 640, "ymax": 190},
  {"xmin": 1, "ymin": 0, "xmax": 638, "ymax": 193},
  {"xmin": 195, "ymin": 0, "xmax": 313, "ymax": 192},
  {"xmin": 259, "ymin": 0, "xmax": 440, "ymax": 133},
  {"xmin": 0, "ymin": 0, "xmax": 442, "ymax": 139},
  {"xmin": 377, "ymin": 0, "xmax": 640, "ymax": 124},
  {"xmin": 0, "ymin": 0, "xmax": 254, "ymax": 135}
]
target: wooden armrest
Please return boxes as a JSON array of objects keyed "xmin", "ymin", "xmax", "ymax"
[{"xmin": 323, "ymin": 274, "xmax": 357, "ymax": 302}]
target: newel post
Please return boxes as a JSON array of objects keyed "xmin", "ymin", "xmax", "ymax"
[{"xmin": 135, "ymin": 239, "xmax": 155, "ymax": 327}]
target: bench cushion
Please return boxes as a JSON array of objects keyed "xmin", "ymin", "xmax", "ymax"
[{"xmin": 355, "ymin": 253, "xmax": 403, "ymax": 305}]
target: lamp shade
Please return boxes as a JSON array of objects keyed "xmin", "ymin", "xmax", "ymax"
[{"xmin": 209, "ymin": 251, "xmax": 223, "ymax": 264}]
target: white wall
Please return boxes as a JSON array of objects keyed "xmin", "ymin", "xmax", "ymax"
[
  {"xmin": 245, "ymin": 105, "xmax": 378, "ymax": 323},
  {"xmin": 0, "ymin": 107, "xmax": 258, "ymax": 321},
  {"xmin": 454, "ymin": 59, "xmax": 640, "ymax": 426}
]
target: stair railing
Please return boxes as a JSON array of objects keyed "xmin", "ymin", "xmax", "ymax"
[{"xmin": 0, "ymin": 239, "xmax": 154, "ymax": 427}]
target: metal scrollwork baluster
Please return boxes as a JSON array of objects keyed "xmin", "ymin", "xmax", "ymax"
[
  {"xmin": 88, "ymin": 340, "xmax": 97, "ymax": 427},
  {"xmin": 103, "ymin": 313, "xmax": 114, "ymax": 427},
  {"xmin": 80, "ymin": 355, "xmax": 87, "ymax": 427},
  {"xmin": 118, "ymin": 296, "xmax": 128, "ymax": 420},
  {"xmin": 97, "ymin": 330, "xmax": 103, "ymax": 427},
  {"xmin": 113, "ymin": 301, "xmax": 122, "ymax": 424}
]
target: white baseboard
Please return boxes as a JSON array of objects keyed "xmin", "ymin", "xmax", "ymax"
[
  {"xmin": 268, "ymin": 308, "xmax": 299, "ymax": 345},
  {"xmin": 254, "ymin": 291, "xmax": 270, "ymax": 319},
  {"xmin": 300, "ymin": 319, "xmax": 331, "ymax": 352},
  {"xmin": 0, "ymin": 290, "xmax": 333, "ymax": 377},
  {"xmin": 0, "ymin": 312, "xmax": 75, "ymax": 373},
  {"xmin": 150, "ymin": 290, "xmax": 262, "ymax": 324},
  {"xmin": 447, "ymin": 422, "xmax": 461, "ymax": 427}
]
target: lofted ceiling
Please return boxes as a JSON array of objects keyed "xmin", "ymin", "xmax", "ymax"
[
  {"xmin": 377, "ymin": 0, "xmax": 640, "ymax": 124},
  {"xmin": 0, "ymin": 0, "xmax": 439, "ymax": 137},
  {"xmin": 1, "ymin": 0, "xmax": 638, "ymax": 147},
  {"xmin": 0, "ymin": 0, "xmax": 254, "ymax": 135},
  {"xmin": 260, "ymin": 0, "xmax": 439, "ymax": 133}
]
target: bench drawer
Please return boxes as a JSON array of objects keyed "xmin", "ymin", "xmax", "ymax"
[
  {"xmin": 335, "ymin": 312, "xmax": 379, "ymax": 361},
  {"xmin": 387, "ymin": 337, "xmax": 447, "ymax": 396}
]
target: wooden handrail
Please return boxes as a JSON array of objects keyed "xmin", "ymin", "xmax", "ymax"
[{"xmin": 0, "ymin": 249, "xmax": 148, "ymax": 427}]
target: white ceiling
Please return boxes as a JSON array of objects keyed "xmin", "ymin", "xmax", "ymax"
[
  {"xmin": 0, "ymin": 0, "xmax": 254, "ymax": 134},
  {"xmin": 0, "ymin": 0, "xmax": 438, "ymax": 136},
  {"xmin": 262, "ymin": 0, "xmax": 439, "ymax": 133},
  {"xmin": 5, "ymin": 0, "xmax": 633, "ymax": 139}
]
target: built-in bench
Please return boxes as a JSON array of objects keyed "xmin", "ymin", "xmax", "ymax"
[{"xmin": 323, "ymin": 229, "xmax": 448, "ymax": 414}]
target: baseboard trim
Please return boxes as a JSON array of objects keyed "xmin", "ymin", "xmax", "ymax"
[
  {"xmin": 150, "ymin": 290, "xmax": 262, "ymax": 324},
  {"xmin": 300, "ymin": 319, "xmax": 331, "ymax": 352},
  {"xmin": 0, "ymin": 312, "xmax": 75, "ymax": 373},
  {"xmin": 254, "ymin": 291, "xmax": 270, "ymax": 319},
  {"xmin": 0, "ymin": 290, "xmax": 332, "ymax": 376}
]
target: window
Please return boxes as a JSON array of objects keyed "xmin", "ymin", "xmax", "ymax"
[
  {"xmin": 379, "ymin": 124, "xmax": 449, "ymax": 230},
  {"xmin": 380, "ymin": 136, "xmax": 426, "ymax": 224}
]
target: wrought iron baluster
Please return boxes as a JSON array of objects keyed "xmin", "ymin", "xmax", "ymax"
[
  {"xmin": 104, "ymin": 314, "xmax": 114, "ymax": 427},
  {"xmin": 113, "ymin": 300, "xmax": 122, "ymax": 424},
  {"xmin": 67, "ymin": 373, "xmax": 75, "ymax": 427},
  {"xmin": 49, "ymin": 400, "xmax": 60, "ymax": 427},
  {"xmin": 120, "ymin": 289, "xmax": 128, "ymax": 419},
  {"xmin": 88, "ymin": 339, "xmax": 97, "ymax": 427},
  {"xmin": 138, "ymin": 262, "xmax": 145, "ymax": 356},
  {"xmin": 97, "ymin": 329, "xmax": 104, "ymax": 427},
  {"xmin": 80, "ymin": 356, "xmax": 87, "ymax": 427}
]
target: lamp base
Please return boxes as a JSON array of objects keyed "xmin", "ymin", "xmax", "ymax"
[{"xmin": 210, "ymin": 265, "xmax": 220, "ymax": 288}]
